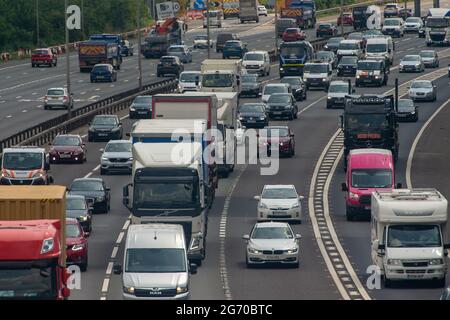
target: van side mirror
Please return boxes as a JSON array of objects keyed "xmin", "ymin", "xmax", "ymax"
[
  {"xmin": 341, "ymin": 183, "xmax": 348, "ymax": 192},
  {"xmin": 113, "ymin": 264, "xmax": 123, "ymax": 275},
  {"xmin": 339, "ymin": 114, "xmax": 344, "ymax": 129},
  {"xmin": 242, "ymin": 234, "xmax": 250, "ymax": 240},
  {"xmin": 253, "ymin": 195, "xmax": 261, "ymax": 201},
  {"xmin": 45, "ymin": 162, "xmax": 50, "ymax": 171},
  {"xmin": 189, "ymin": 263, "xmax": 198, "ymax": 274}
]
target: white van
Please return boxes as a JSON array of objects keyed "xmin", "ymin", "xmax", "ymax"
[
  {"xmin": 114, "ymin": 224, "xmax": 198, "ymax": 300},
  {"xmin": 365, "ymin": 37, "xmax": 394, "ymax": 66},
  {"xmin": 204, "ymin": 10, "xmax": 223, "ymax": 28}
]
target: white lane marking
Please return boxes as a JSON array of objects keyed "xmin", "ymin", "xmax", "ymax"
[
  {"xmin": 106, "ymin": 262, "xmax": 114, "ymax": 275},
  {"xmin": 406, "ymin": 97, "xmax": 450, "ymax": 189},
  {"xmin": 80, "ymin": 91, "xmax": 86, "ymax": 95},
  {"xmin": 78, "ymin": 80, "xmax": 84, "ymax": 83},
  {"xmin": 0, "ymin": 101, "xmax": 6, "ymax": 104},
  {"xmin": 6, "ymin": 115, "xmax": 12, "ymax": 118},
  {"xmin": 407, "ymin": 47, "xmax": 414, "ymax": 51},
  {"xmin": 116, "ymin": 231, "xmax": 125, "ymax": 244},
  {"xmin": 0, "ymin": 74, "xmax": 65, "ymax": 93},
  {"xmin": 120, "ymin": 114, "xmax": 129, "ymax": 121},
  {"xmin": 123, "ymin": 79, "xmax": 129, "ymax": 82},
  {"xmin": 308, "ymin": 130, "xmax": 351, "ymax": 300},
  {"xmin": 122, "ymin": 220, "xmax": 130, "ymax": 231},
  {"xmin": 92, "ymin": 164, "xmax": 101, "ymax": 172},
  {"xmin": 22, "ymin": 109, "xmax": 27, "ymax": 113},
  {"xmin": 111, "ymin": 247, "xmax": 119, "ymax": 259},
  {"xmin": 32, "ymin": 92, "xmax": 38, "ymax": 95},
  {"xmin": 110, "ymin": 85, "xmax": 115, "ymax": 88},
  {"xmin": 88, "ymin": 95, "xmax": 100, "ymax": 101},
  {"xmin": 16, "ymin": 96, "xmax": 22, "ymax": 99},
  {"xmin": 95, "ymin": 88, "xmax": 101, "ymax": 91},
  {"xmin": 81, "ymin": 134, "xmax": 87, "ymax": 138},
  {"xmin": 297, "ymin": 96, "xmax": 326, "ymax": 116},
  {"xmin": 84, "ymin": 172, "xmax": 93, "ymax": 178},
  {"xmin": 36, "ymin": 105, "xmax": 42, "ymax": 108},
  {"xmin": 101, "ymin": 279, "xmax": 110, "ymax": 293}
]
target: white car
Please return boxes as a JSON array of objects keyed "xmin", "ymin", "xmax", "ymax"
[
  {"xmin": 399, "ymin": 55, "xmax": 424, "ymax": 73},
  {"xmin": 257, "ymin": 5, "xmax": 268, "ymax": 16},
  {"xmin": 261, "ymin": 83, "xmax": 290, "ymax": 103},
  {"xmin": 408, "ymin": 80, "xmax": 437, "ymax": 102},
  {"xmin": 404, "ymin": 17, "xmax": 423, "ymax": 33},
  {"xmin": 178, "ymin": 71, "xmax": 201, "ymax": 93},
  {"xmin": 242, "ymin": 51, "xmax": 271, "ymax": 76},
  {"xmin": 243, "ymin": 221, "xmax": 301, "ymax": 268},
  {"xmin": 254, "ymin": 184, "xmax": 304, "ymax": 223},
  {"xmin": 193, "ymin": 35, "xmax": 214, "ymax": 49}
]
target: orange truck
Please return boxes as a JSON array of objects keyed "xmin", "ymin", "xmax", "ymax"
[
  {"xmin": 78, "ymin": 41, "xmax": 120, "ymax": 72},
  {"xmin": 280, "ymin": 0, "xmax": 317, "ymax": 29},
  {"xmin": 0, "ymin": 186, "xmax": 71, "ymax": 300}
]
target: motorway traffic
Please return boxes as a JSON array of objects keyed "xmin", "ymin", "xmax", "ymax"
[{"xmin": 1, "ymin": 0, "xmax": 450, "ymax": 301}]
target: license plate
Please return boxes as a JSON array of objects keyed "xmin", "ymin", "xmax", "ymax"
[
  {"xmin": 364, "ymin": 79, "xmax": 371, "ymax": 82},
  {"xmin": 60, "ymin": 154, "xmax": 71, "ymax": 158},
  {"xmin": 273, "ymin": 211, "xmax": 286, "ymax": 215},
  {"xmin": 265, "ymin": 255, "xmax": 281, "ymax": 260},
  {"xmin": 273, "ymin": 112, "xmax": 282, "ymax": 115},
  {"xmin": 138, "ymin": 111, "xmax": 147, "ymax": 114},
  {"xmin": 407, "ymin": 274, "xmax": 424, "ymax": 279},
  {"xmin": 98, "ymin": 133, "xmax": 107, "ymax": 136},
  {"xmin": 97, "ymin": 76, "xmax": 104, "ymax": 79}
]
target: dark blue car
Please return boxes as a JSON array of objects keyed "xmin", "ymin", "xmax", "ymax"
[
  {"xmin": 90, "ymin": 64, "xmax": 117, "ymax": 83},
  {"xmin": 223, "ymin": 40, "xmax": 248, "ymax": 59}
]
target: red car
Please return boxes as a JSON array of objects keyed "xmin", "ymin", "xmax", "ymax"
[
  {"xmin": 258, "ymin": 126, "xmax": 295, "ymax": 158},
  {"xmin": 31, "ymin": 48, "xmax": 57, "ymax": 68},
  {"xmin": 282, "ymin": 28, "xmax": 306, "ymax": 42},
  {"xmin": 49, "ymin": 134, "xmax": 87, "ymax": 164},
  {"xmin": 337, "ymin": 13, "xmax": 353, "ymax": 26},
  {"xmin": 66, "ymin": 218, "xmax": 89, "ymax": 272}
]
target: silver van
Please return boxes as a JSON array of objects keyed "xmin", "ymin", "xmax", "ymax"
[{"xmin": 113, "ymin": 224, "xmax": 197, "ymax": 300}]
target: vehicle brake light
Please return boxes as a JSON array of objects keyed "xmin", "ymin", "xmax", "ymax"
[{"xmin": 63, "ymin": 96, "xmax": 68, "ymax": 101}]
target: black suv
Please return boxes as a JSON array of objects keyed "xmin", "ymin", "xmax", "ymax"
[
  {"xmin": 280, "ymin": 76, "xmax": 307, "ymax": 101},
  {"xmin": 216, "ymin": 32, "xmax": 239, "ymax": 53},
  {"xmin": 355, "ymin": 60, "xmax": 389, "ymax": 87},
  {"xmin": 68, "ymin": 178, "xmax": 111, "ymax": 214},
  {"xmin": 88, "ymin": 115, "xmax": 123, "ymax": 142},
  {"xmin": 337, "ymin": 56, "xmax": 358, "ymax": 77},
  {"xmin": 316, "ymin": 23, "xmax": 337, "ymax": 38},
  {"xmin": 157, "ymin": 56, "xmax": 184, "ymax": 77}
]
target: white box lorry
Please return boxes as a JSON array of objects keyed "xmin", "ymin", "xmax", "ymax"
[
  {"xmin": 371, "ymin": 188, "xmax": 449, "ymax": 287},
  {"xmin": 200, "ymin": 59, "xmax": 244, "ymax": 93}
]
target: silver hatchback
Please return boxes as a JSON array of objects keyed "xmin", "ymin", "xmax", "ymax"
[
  {"xmin": 100, "ymin": 140, "xmax": 132, "ymax": 175},
  {"xmin": 44, "ymin": 87, "xmax": 73, "ymax": 110}
]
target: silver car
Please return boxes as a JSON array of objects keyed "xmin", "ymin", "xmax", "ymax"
[
  {"xmin": 44, "ymin": 87, "xmax": 73, "ymax": 110},
  {"xmin": 243, "ymin": 221, "xmax": 301, "ymax": 268},
  {"xmin": 404, "ymin": 17, "xmax": 423, "ymax": 33},
  {"xmin": 167, "ymin": 45, "xmax": 192, "ymax": 63},
  {"xmin": 399, "ymin": 55, "xmax": 424, "ymax": 73},
  {"xmin": 419, "ymin": 50, "xmax": 439, "ymax": 68},
  {"xmin": 100, "ymin": 140, "xmax": 132, "ymax": 175},
  {"xmin": 408, "ymin": 80, "xmax": 437, "ymax": 102}
]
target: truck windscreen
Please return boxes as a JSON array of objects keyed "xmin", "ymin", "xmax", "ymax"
[
  {"xmin": 426, "ymin": 18, "xmax": 449, "ymax": 28},
  {"xmin": 387, "ymin": 225, "xmax": 442, "ymax": 248},
  {"xmin": 351, "ymin": 169, "xmax": 392, "ymax": 188},
  {"xmin": 280, "ymin": 46, "xmax": 306, "ymax": 57},
  {"xmin": 133, "ymin": 182, "xmax": 199, "ymax": 213},
  {"xmin": 0, "ymin": 267, "xmax": 56, "ymax": 299},
  {"xmin": 346, "ymin": 114, "xmax": 388, "ymax": 130},
  {"xmin": 2, "ymin": 152, "xmax": 43, "ymax": 171},
  {"xmin": 202, "ymin": 73, "xmax": 233, "ymax": 88},
  {"xmin": 366, "ymin": 43, "xmax": 387, "ymax": 53}
]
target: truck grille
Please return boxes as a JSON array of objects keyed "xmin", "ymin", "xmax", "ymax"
[
  {"xmin": 10, "ymin": 179, "xmax": 33, "ymax": 185},
  {"xmin": 134, "ymin": 288, "xmax": 177, "ymax": 298},
  {"xmin": 430, "ymin": 34, "xmax": 446, "ymax": 42},
  {"xmin": 109, "ymin": 158, "xmax": 128, "ymax": 163},
  {"xmin": 402, "ymin": 261, "xmax": 429, "ymax": 267}
]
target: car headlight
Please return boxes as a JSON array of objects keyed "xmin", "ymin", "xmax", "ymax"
[
  {"xmin": 1, "ymin": 171, "xmax": 11, "ymax": 178},
  {"xmin": 123, "ymin": 286, "xmax": 135, "ymax": 294},
  {"xmin": 72, "ymin": 244, "xmax": 85, "ymax": 251},
  {"xmin": 176, "ymin": 285, "xmax": 189, "ymax": 294},
  {"xmin": 79, "ymin": 215, "xmax": 88, "ymax": 221},
  {"xmin": 399, "ymin": 64, "xmax": 404, "ymax": 68},
  {"xmin": 128, "ymin": 157, "xmax": 133, "ymax": 161},
  {"xmin": 284, "ymin": 105, "xmax": 291, "ymax": 110},
  {"xmin": 102, "ymin": 157, "xmax": 109, "ymax": 161},
  {"xmin": 291, "ymin": 203, "xmax": 300, "ymax": 208},
  {"xmin": 322, "ymin": 78, "xmax": 327, "ymax": 82},
  {"xmin": 129, "ymin": 107, "xmax": 136, "ymax": 111},
  {"xmin": 328, "ymin": 96, "xmax": 332, "ymax": 100},
  {"xmin": 259, "ymin": 202, "xmax": 268, "ymax": 209},
  {"xmin": 248, "ymin": 247, "xmax": 261, "ymax": 254},
  {"xmin": 415, "ymin": 64, "xmax": 420, "ymax": 67},
  {"xmin": 429, "ymin": 259, "xmax": 444, "ymax": 265},
  {"xmin": 96, "ymin": 196, "xmax": 105, "ymax": 202},
  {"xmin": 32, "ymin": 172, "xmax": 44, "ymax": 179},
  {"xmin": 286, "ymin": 247, "xmax": 298, "ymax": 254},
  {"xmin": 387, "ymin": 259, "xmax": 402, "ymax": 266},
  {"xmin": 239, "ymin": 116, "xmax": 244, "ymax": 120},
  {"xmin": 41, "ymin": 238, "xmax": 54, "ymax": 254},
  {"xmin": 349, "ymin": 192, "xmax": 359, "ymax": 200},
  {"xmin": 280, "ymin": 67, "xmax": 284, "ymax": 71}
]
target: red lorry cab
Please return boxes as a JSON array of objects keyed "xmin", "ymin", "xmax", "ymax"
[
  {"xmin": 31, "ymin": 48, "xmax": 57, "ymax": 68},
  {"xmin": 342, "ymin": 149, "xmax": 400, "ymax": 221},
  {"xmin": 0, "ymin": 219, "xmax": 69, "ymax": 300}
]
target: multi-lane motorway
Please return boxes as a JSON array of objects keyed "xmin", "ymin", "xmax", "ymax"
[{"xmin": 2, "ymin": 1, "xmax": 450, "ymax": 300}]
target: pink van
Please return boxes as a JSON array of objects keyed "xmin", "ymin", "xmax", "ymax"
[{"xmin": 341, "ymin": 149, "xmax": 401, "ymax": 221}]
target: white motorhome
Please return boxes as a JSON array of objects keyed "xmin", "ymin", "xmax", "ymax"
[
  {"xmin": 201, "ymin": 59, "xmax": 245, "ymax": 93},
  {"xmin": 365, "ymin": 37, "xmax": 394, "ymax": 66},
  {"xmin": 371, "ymin": 189, "xmax": 449, "ymax": 287}
]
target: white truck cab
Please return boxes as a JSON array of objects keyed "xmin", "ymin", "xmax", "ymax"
[
  {"xmin": 365, "ymin": 37, "xmax": 394, "ymax": 66},
  {"xmin": 371, "ymin": 189, "xmax": 449, "ymax": 288}
]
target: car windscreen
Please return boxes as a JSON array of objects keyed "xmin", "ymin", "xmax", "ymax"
[
  {"xmin": 329, "ymin": 84, "xmax": 349, "ymax": 93},
  {"xmin": 66, "ymin": 224, "xmax": 82, "ymax": 238},
  {"xmin": 357, "ymin": 61, "xmax": 380, "ymax": 70},
  {"xmin": 387, "ymin": 225, "xmax": 442, "ymax": 248},
  {"xmin": 347, "ymin": 113, "xmax": 389, "ymax": 130},
  {"xmin": 217, "ymin": 34, "xmax": 233, "ymax": 43},
  {"xmin": 70, "ymin": 180, "xmax": 104, "ymax": 191},
  {"xmin": 241, "ymin": 75, "xmax": 257, "ymax": 83},
  {"xmin": 224, "ymin": 41, "xmax": 241, "ymax": 47},
  {"xmin": 304, "ymin": 64, "xmax": 328, "ymax": 73},
  {"xmin": 180, "ymin": 73, "xmax": 199, "ymax": 82},
  {"xmin": 93, "ymin": 66, "xmax": 109, "ymax": 72},
  {"xmin": 339, "ymin": 42, "xmax": 359, "ymax": 50},
  {"xmin": 402, "ymin": 55, "xmax": 420, "ymax": 62},
  {"xmin": 202, "ymin": 73, "xmax": 233, "ymax": 87},
  {"xmin": 319, "ymin": 24, "xmax": 331, "ymax": 29},
  {"xmin": 351, "ymin": 169, "xmax": 392, "ymax": 188},
  {"xmin": 268, "ymin": 95, "xmax": 291, "ymax": 104},
  {"xmin": 316, "ymin": 52, "xmax": 332, "ymax": 60},
  {"xmin": 266, "ymin": 128, "xmax": 289, "ymax": 137},
  {"xmin": 2, "ymin": 152, "xmax": 43, "ymax": 171},
  {"xmin": 328, "ymin": 37, "xmax": 344, "ymax": 45},
  {"xmin": 53, "ymin": 136, "xmax": 80, "ymax": 146},
  {"xmin": 168, "ymin": 47, "xmax": 184, "ymax": 53},
  {"xmin": 252, "ymin": 227, "xmax": 293, "ymax": 239},
  {"xmin": 419, "ymin": 51, "xmax": 435, "ymax": 58},
  {"xmin": 263, "ymin": 85, "xmax": 287, "ymax": 94},
  {"xmin": 262, "ymin": 187, "xmax": 296, "ymax": 199},
  {"xmin": 47, "ymin": 89, "xmax": 64, "ymax": 96},
  {"xmin": 397, "ymin": 99, "xmax": 414, "ymax": 111},
  {"xmin": 406, "ymin": 17, "xmax": 421, "ymax": 23},
  {"xmin": 105, "ymin": 142, "xmax": 132, "ymax": 153},
  {"xmin": 67, "ymin": 198, "xmax": 87, "ymax": 210},
  {"xmin": 366, "ymin": 43, "xmax": 387, "ymax": 53},
  {"xmin": 339, "ymin": 56, "xmax": 357, "ymax": 65},
  {"xmin": 239, "ymin": 104, "xmax": 264, "ymax": 113},
  {"xmin": 281, "ymin": 78, "xmax": 301, "ymax": 86},
  {"xmin": 411, "ymin": 81, "xmax": 432, "ymax": 88},
  {"xmin": 348, "ymin": 33, "xmax": 362, "ymax": 40},
  {"xmin": 244, "ymin": 53, "xmax": 263, "ymax": 61},
  {"xmin": 133, "ymin": 182, "xmax": 199, "ymax": 209},
  {"xmin": 125, "ymin": 248, "xmax": 186, "ymax": 273},
  {"xmin": 160, "ymin": 57, "xmax": 176, "ymax": 63},
  {"xmin": 92, "ymin": 117, "xmax": 117, "ymax": 125},
  {"xmin": 134, "ymin": 96, "xmax": 152, "ymax": 104},
  {"xmin": 285, "ymin": 28, "xmax": 299, "ymax": 33}
]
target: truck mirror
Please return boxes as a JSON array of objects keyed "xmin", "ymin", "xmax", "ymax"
[
  {"xmin": 45, "ymin": 162, "xmax": 50, "ymax": 171},
  {"xmin": 113, "ymin": 264, "xmax": 123, "ymax": 275},
  {"xmin": 189, "ymin": 263, "xmax": 198, "ymax": 274},
  {"xmin": 341, "ymin": 183, "xmax": 348, "ymax": 192},
  {"xmin": 396, "ymin": 183, "xmax": 402, "ymax": 189},
  {"xmin": 371, "ymin": 240, "xmax": 379, "ymax": 251},
  {"xmin": 378, "ymin": 244, "xmax": 385, "ymax": 250}
]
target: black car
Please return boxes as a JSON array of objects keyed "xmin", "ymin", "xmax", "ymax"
[
  {"xmin": 396, "ymin": 99, "xmax": 418, "ymax": 122},
  {"xmin": 88, "ymin": 115, "xmax": 123, "ymax": 142},
  {"xmin": 280, "ymin": 76, "xmax": 307, "ymax": 101},
  {"xmin": 316, "ymin": 51, "xmax": 338, "ymax": 69},
  {"xmin": 66, "ymin": 195, "xmax": 93, "ymax": 233},
  {"xmin": 316, "ymin": 23, "xmax": 337, "ymax": 38},
  {"xmin": 337, "ymin": 56, "xmax": 358, "ymax": 77},
  {"xmin": 129, "ymin": 95, "xmax": 152, "ymax": 119},
  {"xmin": 157, "ymin": 56, "xmax": 184, "ymax": 77},
  {"xmin": 68, "ymin": 178, "xmax": 111, "ymax": 214},
  {"xmin": 266, "ymin": 93, "xmax": 298, "ymax": 120},
  {"xmin": 216, "ymin": 32, "xmax": 239, "ymax": 53},
  {"xmin": 238, "ymin": 103, "xmax": 268, "ymax": 128},
  {"xmin": 324, "ymin": 37, "xmax": 344, "ymax": 53},
  {"xmin": 222, "ymin": 40, "xmax": 248, "ymax": 59},
  {"xmin": 239, "ymin": 74, "xmax": 261, "ymax": 97},
  {"xmin": 121, "ymin": 40, "xmax": 134, "ymax": 56},
  {"xmin": 355, "ymin": 60, "xmax": 389, "ymax": 87},
  {"xmin": 90, "ymin": 64, "xmax": 117, "ymax": 83}
]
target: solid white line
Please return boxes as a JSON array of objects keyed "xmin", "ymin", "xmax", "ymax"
[
  {"xmin": 298, "ymin": 96, "xmax": 326, "ymax": 116},
  {"xmin": 406, "ymin": 97, "xmax": 450, "ymax": 189},
  {"xmin": 84, "ymin": 172, "xmax": 93, "ymax": 178},
  {"xmin": 92, "ymin": 164, "xmax": 100, "ymax": 172},
  {"xmin": 120, "ymin": 114, "xmax": 129, "ymax": 121},
  {"xmin": 122, "ymin": 220, "xmax": 130, "ymax": 230}
]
